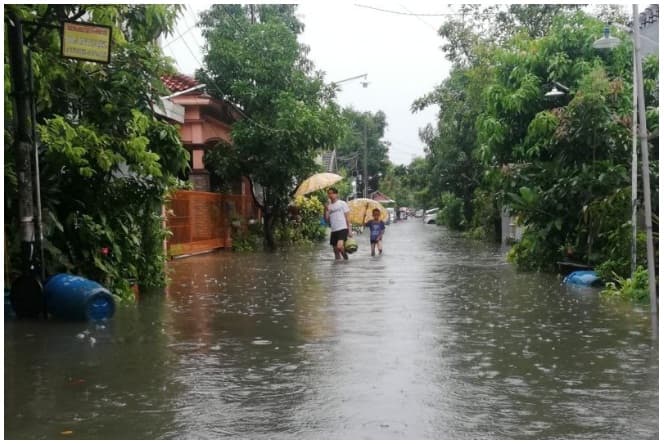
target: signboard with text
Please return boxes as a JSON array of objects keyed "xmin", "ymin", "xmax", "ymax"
[{"xmin": 61, "ymin": 21, "xmax": 112, "ymax": 63}]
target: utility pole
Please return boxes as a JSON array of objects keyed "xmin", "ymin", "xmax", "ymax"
[
  {"xmin": 7, "ymin": 11, "xmax": 36, "ymax": 273},
  {"xmin": 331, "ymin": 73, "xmax": 369, "ymax": 199},
  {"xmin": 630, "ymin": 49, "xmax": 638, "ymax": 275},
  {"xmin": 363, "ymin": 119, "xmax": 368, "ymax": 198},
  {"xmin": 633, "ymin": 5, "xmax": 657, "ymax": 314},
  {"xmin": 28, "ymin": 48, "xmax": 46, "ymax": 282}
]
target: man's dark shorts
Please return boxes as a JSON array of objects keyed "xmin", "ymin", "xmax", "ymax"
[{"xmin": 330, "ymin": 229, "xmax": 348, "ymax": 246}]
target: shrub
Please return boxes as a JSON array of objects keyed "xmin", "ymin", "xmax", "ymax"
[
  {"xmin": 601, "ymin": 266, "xmax": 649, "ymax": 302},
  {"xmin": 437, "ymin": 192, "xmax": 465, "ymax": 230}
]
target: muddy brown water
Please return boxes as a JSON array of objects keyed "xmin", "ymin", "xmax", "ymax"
[{"xmin": 4, "ymin": 220, "xmax": 658, "ymax": 439}]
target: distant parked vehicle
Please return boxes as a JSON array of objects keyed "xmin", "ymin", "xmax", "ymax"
[
  {"xmin": 386, "ymin": 207, "xmax": 395, "ymax": 225},
  {"xmin": 423, "ymin": 208, "xmax": 439, "ymax": 224},
  {"xmin": 414, "ymin": 209, "xmax": 424, "ymax": 218}
]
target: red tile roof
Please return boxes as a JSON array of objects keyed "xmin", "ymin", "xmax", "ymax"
[
  {"xmin": 161, "ymin": 74, "xmax": 201, "ymax": 93},
  {"xmin": 371, "ymin": 191, "xmax": 395, "ymax": 203}
]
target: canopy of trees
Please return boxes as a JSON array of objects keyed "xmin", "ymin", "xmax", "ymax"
[
  {"xmin": 413, "ymin": 5, "xmax": 658, "ymax": 277},
  {"xmin": 4, "ymin": 5, "xmax": 189, "ymax": 298},
  {"xmin": 198, "ymin": 4, "xmax": 345, "ymax": 249},
  {"xmin": 335, "ymin": 108, "xmax": 390, "ymax": 196}
]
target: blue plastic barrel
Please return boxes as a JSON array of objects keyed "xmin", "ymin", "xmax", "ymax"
[
  {"xmin": 44, "ymin": 274, "xmax": 115, "ymax": 321},
  {"xmin": 563, "ymin": 270, "xmax": 601, "ymax": 287}
]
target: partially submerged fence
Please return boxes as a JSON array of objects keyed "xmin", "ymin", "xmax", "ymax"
[{"xmin": 165, "ymin": 190, "xmax": 256, "ymax": 259}]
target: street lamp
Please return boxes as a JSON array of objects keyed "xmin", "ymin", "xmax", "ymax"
[
  {"xmin": 593, "ymin": 7, "xmax": 657, "ymax": 314},
  {"xmin": 544, "ymin": 81, "xmax": 570, "ymax": 98},
  {"xmin": 544, "ymin": 86, "xmax": 565, "ymax": 98},
  {"xmin": 592, "ymin": 25, "xmax": 622, "ymax": 49},
  {"xmin": 331, "ymin": 73, "xmax": 368, "ymax": 89},
  {"xmin": 332, "ymin": 73, "xmax": 370, "ymax": 198}
]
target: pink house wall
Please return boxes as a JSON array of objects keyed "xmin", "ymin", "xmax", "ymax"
[{"xmin": 177, "ymin": 105, "xmax": 232, "ymax": 147}]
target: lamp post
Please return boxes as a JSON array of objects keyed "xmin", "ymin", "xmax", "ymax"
[
  {"xmin": 332, "ymin": 74, "xmax": 369, "ymax": 198},
  {"xmin": 544, "ymin": 81, "xmax": 570, "ymax": 98},
  {"xmin": 593, "ymin": 7, "xmax": 657, "ymax": 314}
]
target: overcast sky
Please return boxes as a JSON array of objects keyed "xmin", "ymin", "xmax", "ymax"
[{"xmin": 163, "ymin": 2, "xmax": 454, "ymax": 166}]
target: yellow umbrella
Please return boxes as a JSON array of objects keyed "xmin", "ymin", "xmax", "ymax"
[
  {"xmin": 294, "ymin": 172, "xmax": 343, "ymax": 197},
  {"xmin": 347, "ymin": 198, "xmax": 388, "ymax": 225}
]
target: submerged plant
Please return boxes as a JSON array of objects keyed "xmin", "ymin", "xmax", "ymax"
[{"xmin": 600, "ymin": 266, "xmax": 649, "ymax": 302}]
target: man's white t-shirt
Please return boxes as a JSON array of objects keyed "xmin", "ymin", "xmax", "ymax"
[{"xmin": 328, "ymin": 200, "xmax": 350, "ymax": 232}]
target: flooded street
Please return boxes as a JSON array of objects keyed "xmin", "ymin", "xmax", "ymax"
[{"xmin": 4, "ymin": 220, "xmax": 658, "ymax": 439}]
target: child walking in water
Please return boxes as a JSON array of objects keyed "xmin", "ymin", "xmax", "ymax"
[{"xmin": 365, "ymin": 208, "xmax": 386, "ymax": 256}]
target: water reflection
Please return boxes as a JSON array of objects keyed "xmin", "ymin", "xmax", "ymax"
[
  {"xmin": 5, "ymin": 295, "xmax": 182, "ymax": 439},
  {"xmin": 4, "ymin": 221, "xmax": 658, "ymax": 439}
]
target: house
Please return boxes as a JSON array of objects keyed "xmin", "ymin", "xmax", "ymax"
[
  {"xmin": 158, "ymin": 73, "xmax": 261, "ymax": 258},
  {"xmin": 160, "ymin": 74, "xmax": 244, "ymax": 192},
  {"xmin": 370, "ymin": 191, "xmax": 395, "ymax": 206}
]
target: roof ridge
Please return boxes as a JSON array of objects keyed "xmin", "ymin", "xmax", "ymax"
[{"xmin": 161, "ymin": 73, "xmax": 201, "ymax": 93}]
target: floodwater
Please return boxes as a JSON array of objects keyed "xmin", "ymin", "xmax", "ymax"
[{"xmin": 4, "ymin": 220, "xmax": 658, "ymax": 439}]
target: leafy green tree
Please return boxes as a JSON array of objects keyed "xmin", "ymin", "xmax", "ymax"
[
  {"xmin": 414, "ymin": 67, "xmax": 487, "ymax": 224},
  {"xmin": 336, "ymin": 108, "xmax": 390, "ymax": 196},
  {"xmin": 416, "ymin": 5, "xmax": 658, "ymax": 279},
  {"xmin": 436, "ymin": 5, "xmax": 581, "ymax": 66},
  {"xmin": 404, "ymin": 156, "xmax": 434, "ymax": 209},
  {"xmin": 198, "ymin": 4, "xmax": 344, "ymax": 249},
  {"xmin": 379, "ymin": 163, "xmax": 411, "ymax": 208},
  {"xmin": 4, "ymin": 5, "xmax": 189, "ymax": 298}
]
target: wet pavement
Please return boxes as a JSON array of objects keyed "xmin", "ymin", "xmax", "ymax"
[{"xmin": 4, "ymin": 219, "xmax": 659, "ymax": 439}]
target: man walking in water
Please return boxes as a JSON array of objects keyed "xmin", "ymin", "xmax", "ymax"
[{"xmin": 325, "ymin": 187, "xmax": 352, "ymax": 260}]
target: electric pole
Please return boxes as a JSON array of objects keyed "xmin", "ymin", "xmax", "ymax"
[
  {"xmin": 633, "ymin": 5, "xmax": 657, "ymax": 314},
  {"xmin": 363, "ymin": 119, "xmax": 368, "ymax": 198},
  {"xmin": 7, "ymin": 11, "xmax": 36, "ymax": 273}
]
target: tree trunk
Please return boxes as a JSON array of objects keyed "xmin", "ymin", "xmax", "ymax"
[{"xmin": 263, "ymin": 209, "xmax": 276, "ymax": 251}]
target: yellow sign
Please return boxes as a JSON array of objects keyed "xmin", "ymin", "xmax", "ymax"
[{"xmin": 61, "ymin": 21, "xmax": 111, "ymax": 63}]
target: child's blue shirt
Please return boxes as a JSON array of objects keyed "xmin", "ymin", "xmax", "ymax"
[{"xmin": 365, "ymin": 220, "xmax": 385, "ymax": 241}]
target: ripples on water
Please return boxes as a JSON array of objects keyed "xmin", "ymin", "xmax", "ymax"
[{"xmin": 4, "ymin": 221, "xmax": 658, "ymax": 439}]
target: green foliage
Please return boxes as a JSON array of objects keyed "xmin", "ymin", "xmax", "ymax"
[
  {"xmin": 601, "ymin": 266, "xmax": 649, "ymax": 302},
  {"xmin": 199, "ymin": 5, "xmax": 344, "ymax": 249},
  {"xmin": 595, "ymin": 231, "xmax": 648, "ymax": 282},
  {"xmin": 437, "ymin": 192, "xmax": 465, "ymax": 230},
  {"xmin": 506, "ymin": 228, "xmax": 560, "ymax": 271},
  {"xmin": 288, "ymin": 195, "xmax": 326, "ymax": 244},
  {"xmin": 232, "ymin": 223, "xmax": 264, "ymax": 252},
  {"xmin": 336, "ymin": 108, "xmax": 390, "ymax": 195},
  {"xmin": 4, "ymin": 5, "xmax": 187, "ymax": 300},
  {"xmin": 414, "ymin": 63, "xmax": 487, "ymax": 222},
  {"xmin": 416, "ymin": 5, "xmax": 658, "ymax": 282},
  {"xmin": 466, "ymin": 188, "xmax": 500, "ymax": 240}
]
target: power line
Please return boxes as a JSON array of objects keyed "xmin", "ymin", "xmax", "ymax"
[
  {"xmin": 162, "ymin": 22, "xmax": 198, "ymax": 49},
  {"xmin": 174, "ymin": 21, "xmax": 203, "ymax": 71},
  {"xmin": 398, "ymin": 3, "xmax": 440, "ymax": 32},
  {"xmin": 354, "ymin": 3, "xmax": 455, "ymax": 17},
  {"xmin": 182, "ymin": 5, "xmax": 206, "ymax": 51},
  {"xmin": 354, "ymin": 3, "xmax": 498, "ymax": 17}
]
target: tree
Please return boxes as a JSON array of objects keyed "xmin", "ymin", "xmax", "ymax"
[
  {"xmin": 198, "ymin": 5, "xmax": 344, "ymax": 249},
  {"xmin": 336, "ymin": 108, "xmax": 390, "ymax": 196},
  {"xmin": 4, "ymin": 5, "xmax": 189, "ymax": 298},
  {"xmin": 437, "ymin": 4, "xmax": 583, "ymax": 65},
  {"xmin": 417, "ymin": 5, "xmax": 658, "ymax": 276}
]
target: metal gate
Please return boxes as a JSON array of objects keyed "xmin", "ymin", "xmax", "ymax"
[{"xmin": 165, "ymin": 190, "xmax": 246, "ymax": 258}]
